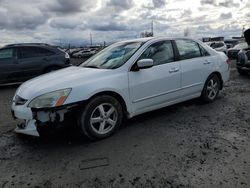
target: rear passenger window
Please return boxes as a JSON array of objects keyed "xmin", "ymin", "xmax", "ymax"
[
  {"xmin": 19, "ymin": 47, "xmax": 54, "ymax": 59},
  {"xmin": 19, "ymin": 47, "xmax": 37, "ymax": 58},
  {"xmin": 36, "ymin": 48, "xmax": 55, "ymax": 56},
  {"xmin": 176, "ymin": 40, "xmax": 202, "ymax": 60},
  {"xmin": 139, "ymin": 41, "xmax": 174, "ymax": 66},
  {"xmin": 199, "ymin": 45, "xmax": 210, "ymax": 56},
  {"xmin": 0, "ymin": 48, "xmax": 13, "ymax": 59}
]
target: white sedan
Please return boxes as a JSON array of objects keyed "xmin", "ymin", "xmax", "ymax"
[{"xmin": 11, "ymin": 37, "xmax": 230, "ymax": 140}]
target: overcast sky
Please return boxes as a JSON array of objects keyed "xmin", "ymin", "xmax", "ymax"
[{"xmin": 0, "ymin": 0, "xmax": 249, "ymax": 46}]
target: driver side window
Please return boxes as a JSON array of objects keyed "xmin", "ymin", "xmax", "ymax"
[
  {"xmin": 139, "ymin": 41, "xmax": 174, "ymax": 66},
  {"xmin": 0, "ymin": 48, "xmax": 14, "ymax": 60}
]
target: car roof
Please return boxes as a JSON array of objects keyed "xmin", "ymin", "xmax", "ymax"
[
  {"xmin": 0, "ymin": 43, "xmax": 62, "ymax": 52},
  {"xmin": 3, "ymin": 43, "xmax": 52, "ymax": 48},
  {"xmin": 116, "ymin": 37, "xmax": 203, "ymax": 44}
]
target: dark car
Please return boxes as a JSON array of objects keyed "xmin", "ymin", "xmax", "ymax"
[
  {"xmin": 0, "ymin": 43, "xmax": 71, "ymax": 85},
  {"xmin": 236, "ymin": 29, "xmax": 250, "ymax": 75},
  {"xmin": 228, "ymin": 42, "xmax": 248, "ymax": 60}
]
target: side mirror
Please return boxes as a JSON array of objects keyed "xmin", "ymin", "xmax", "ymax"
[{"xmin": 137, "ymin": 59, "xmax": 154, "ymax": 70}]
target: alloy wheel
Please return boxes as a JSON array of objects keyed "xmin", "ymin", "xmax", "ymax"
[
  {"xmin": 206, "ymin": 78, "xmax": 219, "ymax": 100},
  {"xmin": 90, "ymin": 103, "xmax": 118, "ymax": 135}
]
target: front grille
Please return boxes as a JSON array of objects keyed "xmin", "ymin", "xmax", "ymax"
[{"xmin": 14, "ymin": 95, "xmax": 28, "ymax": 105}]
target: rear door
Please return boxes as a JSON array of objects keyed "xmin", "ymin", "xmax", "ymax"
[
  {"xmin": 17, "ymin": 46, "xmax": 54, "ymax": 80},
  {"xmin": 0, "ymin": 48, "xmax": 19, "ymax": 84},
  {"xmin": 174, "ymin": 39, "xmax": 214, "ymax": 97}
]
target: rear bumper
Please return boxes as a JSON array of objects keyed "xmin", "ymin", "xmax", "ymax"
[
  {"xmin": 221, "ymin": 69, "xmax": 230, "ymax": 86},
  {"xmin": 236, "ymin": 61, "xmax": 250, "ymax": 69}
]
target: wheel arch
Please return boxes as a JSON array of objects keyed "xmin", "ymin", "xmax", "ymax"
[
  {"xmin": 88, "ymin": 91, "xmax": 128, "ymax": 118},
  {"xmin": 208, "ymin": 71, "xmax": 223, "ymax": 90}
]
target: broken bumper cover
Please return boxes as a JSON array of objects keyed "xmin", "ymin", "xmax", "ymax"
[
  {"xmin": 11, "ymin": 102, "xmax": 81, "ymax": 137},
  {"xmin": 15, "ymin": 120, "xmax": 39, "ymax": 137},
  {"xmin": 11, "ymin": 103, "xmax": 39, "ymax": 136}
]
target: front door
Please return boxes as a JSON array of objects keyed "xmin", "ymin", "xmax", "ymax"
[{"xmin": 128, "ymin": 40, "xmax": 181, "ymax": 114}]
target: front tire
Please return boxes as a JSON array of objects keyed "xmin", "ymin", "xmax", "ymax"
[
  {"xmin": 78, "ymin": 95, "xmax": 123, "ymax": 140},
  {"xmin": 201, "ymin": 74, "xmax": 221, "ymax": 103}
]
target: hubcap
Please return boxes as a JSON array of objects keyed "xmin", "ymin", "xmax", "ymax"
[
  {"xmin": 206, "ymin": 78, "xmax": 218, "ymax": 100},
  {"xmin": 90, "ymin": 103, "xmax": 118, "ymax": 135}
]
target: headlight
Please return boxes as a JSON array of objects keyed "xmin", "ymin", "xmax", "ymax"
[{"xmin": 28, "ymin": 88, "xmax": 71, "ymax": 108}]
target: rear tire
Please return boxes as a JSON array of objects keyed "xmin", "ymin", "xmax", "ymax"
[
  {"xmin": 237, "ymin": 68, "xmax": 249, "ymax": 76},
  {"xmin": 78, "ymin": 95, "xmax": 123, "ymax": 140},
  {"xmin": 201, "ymin": 74, "xmax": 221, "ymax": 103}
]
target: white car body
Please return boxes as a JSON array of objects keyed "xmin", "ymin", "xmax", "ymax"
[{"xmin": 12, "ymin": 37, "xmax": 230, "ymax": 137}]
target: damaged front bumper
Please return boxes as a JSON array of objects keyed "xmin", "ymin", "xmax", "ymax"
[{"xmin": 11, "ymin": 102, "xmax": 81, "ymax": 137}]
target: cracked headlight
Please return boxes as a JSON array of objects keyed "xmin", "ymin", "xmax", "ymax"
[{"xmin": 28, "ymin": 88, "xmax": 71, "ymax": 108}]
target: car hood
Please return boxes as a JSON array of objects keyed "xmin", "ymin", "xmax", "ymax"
[{"xmin": 16, "ymin": 66, "xmax": 112, "ymax": 99}]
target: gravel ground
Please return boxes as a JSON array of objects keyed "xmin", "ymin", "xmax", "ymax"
[{"xmin": 0, "ymin": 64, "xmax": 250, "ymax": 188}]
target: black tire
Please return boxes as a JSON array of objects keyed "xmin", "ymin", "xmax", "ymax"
[
  {"xmin": 78, "ymin": 95, "xmax": 123, "ymax": 140},
  {"xmin": 44, "ymin": 66, "xmax": 60, "ymax": 73},
  {"xmin": 78, "ymin": 55, "xmax": 82, "ymax": 59},
  {"xmin": 237, "ymin": 68, "xmax": 249, "ymax": 76},
  {"xmin": 201, "ymin": 74, "xmax": 221, "ymax": 103}
]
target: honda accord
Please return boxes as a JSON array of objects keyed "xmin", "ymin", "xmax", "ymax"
[{"xmin": 11, "ymin": 37, "xmax": 230, "ymax": 140}]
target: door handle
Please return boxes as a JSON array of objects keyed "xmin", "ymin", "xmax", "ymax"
[
  {"xmin": 169, "ymin": 67, "xmax": 179, "ymax": 73},
  {"xmin": 204, "ymin": 60, "xmax": 211, "ymax": 65}
]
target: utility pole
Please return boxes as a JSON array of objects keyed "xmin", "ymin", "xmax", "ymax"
[
  {"xmin": 151, "ymin": 20, "xmax": 154, "ymax": 37},
  {"xmin": 242, "ymin": 25, "xmax": 245, "ymax": 37},
  {"xmin": 90, "ymin": 32, "xmax": 93, "ymax": 46}
]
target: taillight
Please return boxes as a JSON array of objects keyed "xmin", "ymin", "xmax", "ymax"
[{"xmin": 226, "ymin": 59, "xmax": 231, "ymax": 65}]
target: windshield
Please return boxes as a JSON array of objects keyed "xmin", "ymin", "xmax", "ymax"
[
  {"xmin": 80, "ymin": 42, "xmax": 143, "ymax": 69},
  {"xmin": 234, "ymin": 42, "xmax": 248, "ymax": 49}
]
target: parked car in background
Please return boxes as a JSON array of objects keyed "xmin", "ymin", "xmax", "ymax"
[
  {"xmin": 206, "ymin": 41, "xmax": 228, "ymax": 54},
  {"xmin": 236, "ymin": 29, "xmax": 250, "ymax": 75},
  {"xmin": 236, "ymin": 49, "xmax": 250, "ymax": 75},
  {"xmin": 228, "ymin": 42, "xmax": 248, "ymax": 60},
  {"xmin": 0, "ymin": 43, "xmax": 70, "ymax": 85},
  {"xmin": 12, "ymin": 37, "xmax": 230, "ymax": 140},
  {"xmin": 66, "ymin": 48, "xmax": 82, "ymax": 58},
  {"xmin": 72, "ymin": 49, "xmax": 96, "ymax": 58},
  {"xmin": 224, "ymin": 39, "xmax": 239, "ymax": 49}
]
